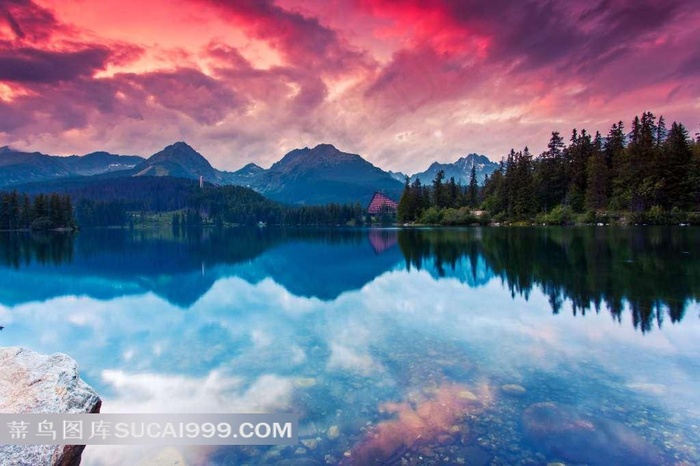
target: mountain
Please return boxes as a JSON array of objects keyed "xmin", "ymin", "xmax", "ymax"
[
  {"xmin": 227, "ymin": 162, "xmax": 265, "ymax": 186},
  {"xmin": 0, "ymin": 146, "xmax": 145, "ymax": 188},
  {"xmin": 250, "ymin": 143, "xmax": 404, "ymax": 205},
  {"xmin": 388, "ymin": 170, "xmax": 408, "ymax": 182},
  {"xmin": 2, "ymin": 141, "xmax": 497, "ymax": 207},
  {"xmin": 62, "ymin": 151, "xmax": 144, "ymax": 176},
  {"xmin": 0, "ymin": 146, "xmax": 74, "ymax": 187},
  {"xmin": 132, "ymin": 141, "xmax": 233, "ymax": 184},
  {"xmin": 411, "ymin": 153, "xmax": 498, "ymax": 185}
]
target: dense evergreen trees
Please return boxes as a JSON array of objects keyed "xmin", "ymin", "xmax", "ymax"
[
  {"xmin": 480, "ymin": 112, "xmax": 699, "ymax": 223},
  {"xmin": 186, "ymin": 185, "xmax": 365, "ymax": 226},
  {"xmin": 397, "ymin": 112, "xmax": 698, "ymax": 225},
  {"xmin": 397, "ymin": 169, "xmax": 489, "ymax": 225},
  {"xmin": 0, "ymin": 191, "xmax": 75, "ymax": 230}
]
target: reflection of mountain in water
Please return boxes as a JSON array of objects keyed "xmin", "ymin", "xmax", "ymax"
[
  {"xmin": 0, "ymin": 226, "xmax": 698, "ymax": 332},
  {"xmin": 0, "ymin": 228, "xmax": 404, "ymax": 307}
]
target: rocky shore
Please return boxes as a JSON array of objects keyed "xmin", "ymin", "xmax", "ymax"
[{"xmin": 0, "ymin": 347, "xmax": 101, "ymax": 466}]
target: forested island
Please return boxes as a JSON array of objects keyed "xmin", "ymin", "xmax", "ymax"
[
  {"xmin": 398, "ymin": 112, "xmax": 700, "ymax": 225},
  {"xmin": 0, "ymin": 191, "xmax": 76, "ymax": 231}
]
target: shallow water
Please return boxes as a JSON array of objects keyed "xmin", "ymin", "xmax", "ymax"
[{"xmin": 0, "ymin": 226, "xmax": 698, "ymax": 465}]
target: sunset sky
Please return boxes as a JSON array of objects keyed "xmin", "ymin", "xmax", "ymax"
[{"xmin": 0, "ymin": 0, "xmax": 698, "ymax": 173}]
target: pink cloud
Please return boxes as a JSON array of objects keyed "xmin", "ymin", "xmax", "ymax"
[{"xmin": 0, "ymin": 0, "xmax": 697, "ymax": 172}]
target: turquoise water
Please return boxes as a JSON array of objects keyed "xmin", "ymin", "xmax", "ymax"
[{"xmin": 0, "ymin": 227, "xmax": 698, "ymax": 465}]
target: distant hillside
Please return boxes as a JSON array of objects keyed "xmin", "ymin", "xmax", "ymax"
[
  {"xmin": 0, "ymin": 146, "xmax": 143, "ymax": 188},
  {"xmin": 411, "ymin": 153, "xmax": 498, "ymax": 185},
  {"xmin": 388, "ymin": 170, "xmax": 408, "ymax": 182},
  {"xmin": 62, "ymin": 151, "xmax": 144, "ymax": 176},
  {"xmin": 0, "ymin": 147, "xmax": 75, "ymax": 187},
  {"xmin": 227, "ymin": 162, "xmax": 265, "ymax": 187},
  {"xmin": 14, "ymin": 175, "xmax": 202, "ymax": 212}
]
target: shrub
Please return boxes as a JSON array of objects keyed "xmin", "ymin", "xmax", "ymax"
[
  {"xmin": 420, "ymin": 207, "xmax": 443, "ymax": 224},
  {"xmin": 542, "ymin": 205, "xmax": 574, "ymax": 225},
  {"xmin": 30, "ymin": 216, "xmax": 54, "ymax": 231}
]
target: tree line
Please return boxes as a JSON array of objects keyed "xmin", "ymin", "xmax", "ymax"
[
  {"xmin": 398, "ymin": 112, "xmax": 700, "ymax": 225},
  {"xmin": 397, "ymin": 164, "xmax": 488, "ymax": 225},
  {"xmin": 482, "ymin": 112, "xmax": 700, "ymax": 223},
  {"xmin": 182, "ymin": 185, "xmax": 366, "ymax": 227},
  {"xmin": 0, "ymin": 191, "xmax": 76, "ymax": 230}
]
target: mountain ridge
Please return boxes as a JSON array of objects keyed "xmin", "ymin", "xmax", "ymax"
[
  {"xmin": 0, "ymin": 142, "xmax": 495, "ymax": 205},
  {"xmin": 410, "ymin": 153, "xmax": 498, "ymax": 185}
]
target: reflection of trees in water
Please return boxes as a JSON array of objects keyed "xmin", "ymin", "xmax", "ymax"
[
  {"xmin": 2, "ymin": 226, "xmax": 696, "ymax": 332},
  {"xmin": 398, "ymin": 227, "xmax": 700, "ymax": 333},
  {"xmin": 0, "ymin": 232, "xmax": 75, "ymax": 268}
]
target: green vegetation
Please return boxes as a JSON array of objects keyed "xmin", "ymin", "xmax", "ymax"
[
  {"xmin": 481, "ymin": 112, "xmax": 700, "ymax": 224},
  {"xmin": 399, "ymin": 112, "xmax": 699, "ymax": 225},
  {"xmin": 187, "ymin": 185, "xmax": 366, "ymax": 226},
  {"xmin": 397, "ymin": 163, "xmax": 489, "ymax": 225},
  {"xmin": 0, "ymin": 191, "xmax": 76, "ymax": 231}
]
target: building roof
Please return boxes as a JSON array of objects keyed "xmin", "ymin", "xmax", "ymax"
[{"xmin": 367, "ymin": 192, "xmax": 398, "ymax": 214}]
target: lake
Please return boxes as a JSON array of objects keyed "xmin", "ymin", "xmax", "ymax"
[{"xmin": 0, "ymin": 226, "xmax": 698, "ymax": 465}]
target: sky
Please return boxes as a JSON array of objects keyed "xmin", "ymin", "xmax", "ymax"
[{"xmin": 0, "ymin": 0, "xmax": 698, "ymax": 173}]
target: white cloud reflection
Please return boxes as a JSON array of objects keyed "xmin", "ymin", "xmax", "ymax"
[{"xmin": 2, "ymin": 266, "xmax": 699, "ymax": 465}]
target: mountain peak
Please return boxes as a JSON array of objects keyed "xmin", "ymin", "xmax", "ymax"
[
  {"xmin": 171, "ymin": 141, "xmax": 193, "ymax": 149},
  {"xmin": 411, "ymin": 153, "xmax": 498, "ymax": 185},
  {"xmin": 312, "ymin": 143, "xmax": 339, "ymax": 152},
  {"xmin": 150, "ymin": 142, "xmax": 210, "ymax": 164},
  {"xmin": 133, "ymin": 142, "xmax": 219, "ymax": 181}
]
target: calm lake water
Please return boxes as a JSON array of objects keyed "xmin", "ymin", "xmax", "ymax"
[{"xmin": 0, "ymin": 226, "xmax": 699, "ymax": 465}]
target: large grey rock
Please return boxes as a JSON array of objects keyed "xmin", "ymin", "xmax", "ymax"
[{"xmin": 0, "ymin": 347, "xmax": 101, "ymax": 466}]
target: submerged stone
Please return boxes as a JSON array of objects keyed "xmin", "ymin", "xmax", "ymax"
[
  {"xmin": 522, "ymin": 402, "xmax": 663, "ymax": 465},
  {"xmin": 501, "ymin": 384, "xmax": 527, "ymax": 396},
  {"xmin": 327, "ymin": 425, "xmax": 340, "ymax": 440}
]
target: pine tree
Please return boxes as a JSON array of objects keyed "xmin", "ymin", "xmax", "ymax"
[
  {"xmin": 432, "ymin": 170, "xmax": 446, "ymax": 208},
  {"xmin": 585, "ymin": 132, "xmax": 608, "ymax": 211},
  {"xmin": 467, "ymin": 164, "xmax": 478, "ymax": 208},
  {"xmin": 397, "ymin": 176, "xmax": 413, "ymax": 222},
  {"xmin": 661, "ymin": 122, "xmax": 693, "ymax": 209},
  {"xmin": 535, "ymin": 131, "xmax": 567, "ymax": 212},
  {"xmin": 447, "ymin": 176, "xmax": 458, "ymax": 208}
]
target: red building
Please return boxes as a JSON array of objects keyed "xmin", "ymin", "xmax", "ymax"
[{"xmin": 367, "ymin": 192, "xmax": 398, "ymax": 215}]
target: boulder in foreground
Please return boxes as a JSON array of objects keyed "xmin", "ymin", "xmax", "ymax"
[{"xmin": 0, "ymin": 347, "xmax": 101, "ymax": 466}]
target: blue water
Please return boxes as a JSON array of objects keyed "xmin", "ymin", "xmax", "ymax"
[{"xmin": 0, "ymin": 227, "xmax": 698, "ymax": 465}]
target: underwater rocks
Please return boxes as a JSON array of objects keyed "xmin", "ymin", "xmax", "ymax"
[
  {"xmin": 0, "ymin": 347, "xmax": 101, "ymax": 466},
  {"xmin": 339, "ymin": 382, "xmax": 491, "ymax": 465},
  {"xmin": 522, "ymin": 402, "xmax": 663, "ymax": 465},
  {"xmin": 500, "ymin": 384, "xmax": 526, "ymax": 396},
  {"xmin": 326, "ymin": 425, "xmax": 341, "ymax": 441}
]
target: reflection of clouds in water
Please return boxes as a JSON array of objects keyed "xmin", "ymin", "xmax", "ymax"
[
  {"xmin": 100, "ymin": 370, "xmax": 294, "ymax": 414},
  {"xmin": 5, "ymin": 265, "xmax": 700, "ymax": 464},
  {"xmin": 328, "ymin": 343, "xmax": 383, "ymax": 376},
  {"xmin": 84, "ymin": 371, "xmax": 295, "ymax": 466},
  {"xmin": 191, "ymin": 277, "xmax": 322, "ymax": 316}
]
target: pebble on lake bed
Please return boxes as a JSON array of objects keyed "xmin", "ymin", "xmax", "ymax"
[
  {"xmin": 301, "ymin": 438, "xmax": 318, "ymax": 451},
  {"xmin": 458, "ymin": 390, "xmax": 478, "ymax": 401},
  {"xmin": 294, "ymin": 377, "xmax": 317, "ymax": 388},
  {"xmin": 501, "ymin": 384, "xmax": 527, "ymax": 396},
  {"xmin": 327, "ymin": 425, "xmax": 341, "ymax": 440}
]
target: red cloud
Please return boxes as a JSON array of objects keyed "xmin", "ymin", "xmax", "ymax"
[{"xmin": 196, "ymin": 0, "xmax": 371, "ymax": 75}]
